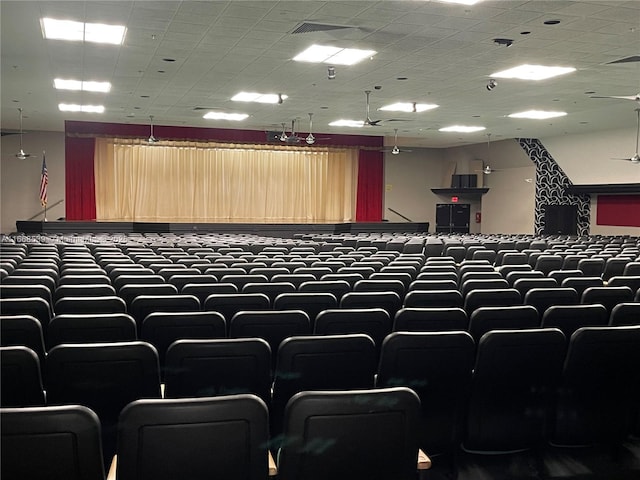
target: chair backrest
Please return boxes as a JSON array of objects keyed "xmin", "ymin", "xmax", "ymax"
[
  {"xmin": 1, "ymin": 405, "xmax": 105, "ymax": 480},
  {"xmin": 118, "ymin": 283, "xmax": 179, "ymax": 308},
  {"xmin": 314, "ymin": 308, "xmax": 391, "ymax": 352},
  {"xmin": 271, "ymin": 334, "xmax": 377, "ymax": 442},
  {"xmin": 47, "ymin": 313, "xmax": 137, "ymax": 349},
  {"xmin": 277, "ymin": 388, "xmax": 421, "ymax": 480},
  {"xmin": 0, "ymin": 297, "xmax": 52, "ymax": 333},
  {"xmin": 54, "ymin": 295, "xmax": 127, "ymax": 315},
  {"xmin": 607, "ymin": 275, "xmax": 640, "ymax": 293},
  {"xmin": 403, "ymin": 289, "xmax": 463, "ymax": 309},
  {"xmin": 393, "ymin": 307, "xmax": 468, "ymax": 332},
  {"xmin": 463, "ymin": 288, "xmax": 521, "ymax": 315},
  {"xmin": 464, "ymin": 328, "xmax": 566, "ymax": 452},
  {"xmin": 0, "ymin": 346, "xmax": 45, "ymax": 407},
  {"xmin": 141, "ymin": 311, "xmax": 226, "ymax": 374},
  {"xmin": 534, "ymin": 255, "xmax": 564, "ymax": 275},
  {"xmin": 609, "ymin": 302, "xmax": 640, "ymax": 326},
  {"xmin": 548, "ymin": 269, "xmax": 583, "ymax": 284},
  {"xmin": 581, "ymin": 286, "xmax": 634, "ymax": 315},
  {"xmin": 560, "ymin": 276, "xmax": 604, "ymax": 298},
  {"xmin": 229, "ymin": 310, "xmax": 311, "ymax": 370},
  {"xmin": 130, "ymin": 294, "xmax": 201, "ymax": 330},
  {"xmin": 541, "ymin": 304, "xmax": 608, "ymax": 340},
  {"xmin": 204, "ymin": 293, "xmax": 270, "ymax": 322},
  {"xmin": 340, "ymin": 291, "xmax": 402, "ymax": 317},
  {"xmin": 524, "ymin": 287, "xmax": 579, "ymax": 318},
  {"xmin": 298, "ymin": 279, "xmax": 351, "ymax": 301},
  {"xmin": 468, "ymin": 305, "xmax": 540, "ymax": 342},
  {"xmin": 45, "ymin": 341, "xmax": 161, "ymax": 459},
  {"xmin": 181, "ymin": 282, "xmax": 238, "ymax": 302},
  {"xmin": 409, "ymin": 279, "xmax": 458, "ymax": 291},
  {"xmin": 553, "ymin": 326, "xmax": 640, "ymax": 445},
  {"xmin": 273, "ymin": 292, "xmax": 338, "ymax": 328},
  {"xmin": 0, "ymin": 314, "xmax": 46, "ymax": 363},
  {"xmin": 377, "ymin": 331, "xmax": 475, "ymax": 454},
  {"xmin": 241, "ymin": 281, "xmax": 296, "ymax": 304},
  {"xmin": 164, "ymin": 338, "xmax": 271, "ymax": 403},
  {"xmin": 602, "ymin": 257, "xmax": 631, "ymax": 281},
  {"xmin": 623, "ymin": 261, "xmax": 640, "ymax": 276},
  {"xmin": 577, "ymin": 258, "xmax": 605, "ymax": 277},
  {"xmin": 512, "ymin": 277, "xmax": 558, "ymax": 297},
  {"xmin": 115, "ymin": 395, "xmax": 269, "ymax": 480}
]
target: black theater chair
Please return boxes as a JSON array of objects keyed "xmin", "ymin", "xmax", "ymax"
[
  {"xmin": 552, "ymin": 326, "xmax": 640, "ymax": 447},
  {"xmin": 463, "ymin": 328, "xmax": 566, "ymax": 453},
  {"xmin": 0, "ymin": 314, "xmax": 46, "ymax": 364},
  {"xmin": 45, "ymin": 341, "xmax": 162, "ymax": 465},
  {"xmin": 181, "ymin": 282, "xmax": 238, "ymax": 303},
  {"xmin": 607, "ymin": 275, "xmax": 640, "ymax": 293},
  {"xmin": 141, "ymin": 311, "xmax": 226, "ymax": 377},
  {"xmin": 464, "ymin": 288, "xmax": 521, "ymax": 316},
  {"xmin": 541, "ymin": 304, "xmax": 608, "ymax": 341},
  {"xmin": 113, "ymin": 395, "xmax": 271, "ymax": 480},
  {"xmin": 609, "ymin": 302, "xmax": 640, "ymax": 326},
  {"xmin": 129, "ymin": 294, "xmax": 200, "ymax": 331},
  {"xmin": 273, "ymin": 292, "xmax": 338, "ymax": 329},
  {"xmin": 340, "ymin": 291, "xmax": 402, "ymax": 317},
  {"xmin": 1, "ymin": 405, "xmax": 106, "ymax": 480},
  {"xmin": 241, "ymin": 281, "xmax": 296, "ymax": 304},
  {"xmin": 393, "ymin": 307, "xmax": 468, "ymax": 332},
  {"xmin": 524, "ymin": 287, "xmax": 579, "ymax": 318},
  {"xmin": 468, "ymin": 305, "xmax": 540, "ymax": 342},
  {"xmin": 55, "ymin": 295, "xmax": 127, "ymax": 316},
  {"xmin": 561, "ymin": 276, "xmax": 604, "ymax": 298},
  {"xmin": 0, "ymin": 346, "xmax": 45, "ymax": 407},
  {"xmin": 0, "ymin": 297, "xmax": 52, "ymax": 334},
  {"xmin": 164, "ymin": 338, "xmax": 272, "ymax": 403},
  {"xmin": 118, "ymin": 283, "xmax": 179, "ymax": 309},
  {"xmin": 581, "ymin": 286, "xmax": 634, "ymax": 316},
  {"xmin": 271, "ymin": 334, "xmax": 377, "ymax": 446},
  {"xmin": 229, "ymin": 310, "xmax": 311, "ymax": 371},
  {"xmin": 47, "ymin": 313, "xmax": 137, "ymax": 349},
  {"xmin": 505, "ymin": 270, "xmax": 545, "ymax": 287},
  {"xmin": 277, "ymin": 388, "xmax": 427, "ymax": 480},
  {"xmin": 377, "ymin": 331, "xmax": 475, "ymax": 456},
  {"xmin": 314, "ymin": 307, "xmax": 391, "ymax": 354},
  {"xmin": 460, "ymin": 278, "xmax": 510, "ymax": 298},
  {"xmin": 512, "ymin": 277, "xmax": 558, "ymax": 297},
  {"xmin": 404, "ymin": 289, "xmax": 464, "ymax": 309}
]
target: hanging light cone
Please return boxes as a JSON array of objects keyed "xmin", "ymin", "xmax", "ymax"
[{"xmin": 15, "ymin": 108, "xmax": 31, "ymax": 159}]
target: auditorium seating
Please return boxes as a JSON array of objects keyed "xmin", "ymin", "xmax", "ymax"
[
  {"xmin": 277, "ymin": 387, "xmax": 424, "ymax": 480},
  {"xmin": 1, "ymin": 405, "xmax": 106, "ymax": 480},
  {"xmin": 0, "ymin": 346, "xmax": 45, "ymax": 407},
  {"xmin": 2, "ymin": 231, "xmax": 640, "ymax": 479},
  {"xmin": 114, "ymin": 395, "xmax": 270, "ymax": 480}
]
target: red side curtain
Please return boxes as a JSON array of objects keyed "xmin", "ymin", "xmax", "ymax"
[
  {"xmin": 65, "ymin": 137, "xmax": 96, "ymax": 220},
  {"xmin": 355, "ymin": 149, "xmax": 384, "ymax": 222}
]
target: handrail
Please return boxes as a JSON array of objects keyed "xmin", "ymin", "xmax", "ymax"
[
  {"xmin": 387, "ymin": 207, "xmax": 412, "ymax": 222},
  {"xmin": 26, "ymin": 199, "xmax": 64, "ymax": 221}
]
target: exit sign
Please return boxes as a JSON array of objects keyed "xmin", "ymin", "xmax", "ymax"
[{"xmin": 451, "ymin": 196, "xmax": 459, "ymax": 203}]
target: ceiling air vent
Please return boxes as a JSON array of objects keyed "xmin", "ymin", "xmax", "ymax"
[
  {"xmin": 291, "ymin": 22, "xmax": 354, "ymax": 34},
  {"xmin": 608, "ymin": 56, "xmax": 640, "ymax": 64}
]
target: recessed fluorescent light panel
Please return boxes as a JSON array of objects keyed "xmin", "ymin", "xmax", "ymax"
[
  {"xmin": 231, "ymin": 92, "xmax": 287, "ymax": 104},
  {"xmin": 42, "ymin": 18, "xmax": 126, "ymax": 45},
  {"xmin": 54, "ymin": 79, "xmax": 111, "ymax": 92},
  {"xmin": 491, "ymin": 64, "xmax": 576, "ymax": 81},
  {"xmin": 203, "ymin": 112, "xmax": 249, "ymax": 121},
  {"xmin": 439, "ymin": 126, "xmax": 486, "ymax": 133},
  {"xmin": 379, "ymin": 103, "xmax": 439, "ymax": 113},
  {"xmin": 508, "ymin": 110, "xmax": 567, "ymax": 120},
  {"xmin": 437, "ymin": 0, "xmax": 483, "ymax": 4},
  {"xmin": 293, "ymin": 45, "xmax": 376, "ymax": 66},
  {"xmin": 58, "ymin": 103, "xmax": 105, "ymax": 113},
  {"xmin": 329, "ymin": 119, "xmax": 364, "ymax": 128}
]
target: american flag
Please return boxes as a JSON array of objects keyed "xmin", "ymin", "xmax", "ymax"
[{"xmin": 39, "ymin": 154, "xmax": 48, "ymax": 207}]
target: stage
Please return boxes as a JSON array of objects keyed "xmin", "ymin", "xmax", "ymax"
[{"xmin": 16, "ymin": 220, "xmax": 430, "ymax": 238}]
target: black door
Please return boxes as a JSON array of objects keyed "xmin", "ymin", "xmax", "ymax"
[
  {"xmin": 543, "ymin": 205, "xmax": 577, "ymax": 235},
  {"xmin": 436, "ymin": 204, "xmax": 470, "ymax": 234}
]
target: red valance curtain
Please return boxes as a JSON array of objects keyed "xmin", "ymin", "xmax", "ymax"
[
  {"xmin": 65, "ymin": 137, "xmax": 96, "ymax": 220},
  {"xmin": 355, "ymin": 150, "xmax": 384, "ymax": 221}
]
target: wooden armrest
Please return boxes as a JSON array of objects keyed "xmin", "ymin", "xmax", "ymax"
[
  {"xmin": 417, "ymin": 449, "xmax": 432, "ymax": 470},
  {"xmin": 268, "ymin": 450, "xmax": 278, "ymax": 476},
  {"xmin": 107, "ymin": 455, "xmax": 117, "ymax": 480}
]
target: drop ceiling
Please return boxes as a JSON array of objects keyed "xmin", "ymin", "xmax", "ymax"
[{"xmin": 1, "ymin": 0, "xmax": 639, "ymax": 147}]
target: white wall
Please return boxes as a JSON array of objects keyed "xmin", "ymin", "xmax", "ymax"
[
  {"xmin": 1, "ymin": 131, "xmax": 65, "ymax": 234},
  {"xmin": 542, "ymin": 128, "xmax": 640, "ymax": 236}
]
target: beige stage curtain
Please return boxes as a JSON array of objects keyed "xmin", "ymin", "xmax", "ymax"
[{"xmin": 94, "ymin": 138, "xmax": 358, "ymax": 223}]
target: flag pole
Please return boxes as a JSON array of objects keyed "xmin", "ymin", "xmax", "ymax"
[{"xmin": 42, "ymin": 151, "xmax": 48, "ymax": 222}]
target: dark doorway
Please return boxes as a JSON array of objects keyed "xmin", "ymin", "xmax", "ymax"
[
  {"xmin": 543, "ymin": 204, "xmax": 577, "ymax": 235},
  {"xmin": 436, "ymin": 204, "xmax": 470, "ymax": 234}
]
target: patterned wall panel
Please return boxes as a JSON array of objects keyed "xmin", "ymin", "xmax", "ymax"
[{"xmin": 517, "ymin": 138, "xmax": 590, "ymax": 235}]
